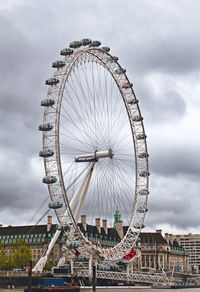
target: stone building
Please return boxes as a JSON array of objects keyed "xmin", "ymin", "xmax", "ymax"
[
  {"xmin": 138, "ymin": 230, "xmax": 188, "ymax": 272},
  {"xmin": 0, "ymin": 216, "xmax": 188, "ymax": 272},
  {"xmin": 165, "ymin": 232, "xmax": 200, "ymax": 273}
]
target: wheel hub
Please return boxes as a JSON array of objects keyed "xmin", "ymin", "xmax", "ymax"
[{"xmin": 75, "ymin": 149, "xmax": 114, "ymax": 162}]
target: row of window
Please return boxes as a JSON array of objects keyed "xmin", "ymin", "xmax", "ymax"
[{"xmin": 0, "ymin": 233, "xmax": 55, "ymax": 239}]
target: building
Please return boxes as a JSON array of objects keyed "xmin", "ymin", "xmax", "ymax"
[
  {"xmin": 0, "ymin": 216, "xmax": 188, "ymax": 272},
  {"xmin": 165, "ymin": 233, "xmax": 200, "ymax": 273},
  {"xmin": 139, "ymin": 230, "xmax": 188, "ymax": 273}
]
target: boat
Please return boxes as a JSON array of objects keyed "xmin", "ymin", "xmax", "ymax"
[{"xmin": 24, "ymin": 278, "xmax": 80, "ymax": 292}]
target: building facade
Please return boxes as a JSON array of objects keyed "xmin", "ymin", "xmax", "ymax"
[
  {"xmin": 0, "ymin": 216, "xmax": 188, "ymax": 273},
  {"xmin": 165, "ymin": 233, "xmax": 200, "ymax": 273}
]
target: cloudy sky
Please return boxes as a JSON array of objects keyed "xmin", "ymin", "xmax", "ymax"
[{"xmin": 0, "ymin": 0, "xmax": 200, "ymax": 235}]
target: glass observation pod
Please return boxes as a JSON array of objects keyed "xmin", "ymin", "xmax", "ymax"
[
  {"xmin": 77, "ymin": 255, "xmax": 89, "ymax": 262},
  {"xmin": 42, "ymin": 175, "xmax": 57, "ymax": 184},
  {"xmin": 139, "ymin": 189, "xmax": 150, "ymax": 195},
  {"xmin": 122, "ymin": 81, "xmax": 133, "ymax": 89},
  {"xmin": 57, "ymin": 223, "xmax": 71, "ymax": 231},
  {"xmin": 66, "ymin": 241, "xmax": 80, "ymax": 249},
  {"xmin": 132, "ymin": 115, "xmax": 143, "ymax": 122},
  {"xmin": 48, "ymin": 201, "xmax": 63, "ymax": 209},
  {"xmin": 134, "ymin": 224, "xmax": 145, "ymax": 229},
  {"xmin": 41, "ymin": 98, "xmax": 55, "ymax": 107},
  {"xmin": 138, "ymin": 152, "xmax": 149, "ymax": 159},
  {"xmin": 139, "ymin": 170, "xmax": 150, "ymax": 177},
  {"xmin": 89, "ymin": 40, "xmax": 101, "ymax": 47},
  {"xmin": 39, "ymin": 149, "xmax": 54, "ymax": 157},
  {"xmin": 102, "ymin": 46, "xmax": 110, "ymax": 52},
  {"xmin": 38, "ymin": 123, "xmax": 53, "ymax": 131},
  {"xmin": 60, "ymin": 48, "xmax": 74, "ymax": 56},
  {"xmin": 114, "ymin": 68, "xmax": 126, "ymax": 74},
  {"xmin": 137, "ymin": 207, "xmax": 148, "ymax": 213},
  {"xmin": 106, "ymin": 56, "xmax": 118, "ymax": 63},
  {"xmin": 127, "ymin": 98, "xmax": 138, "ymax": 105},
  {"xmin": 69, "ymin": 41, "xmax": 82, "ymax": 48},
  {"xmin": 136, "ymin": 134, "xmax": 147, "ymax": 140},
  {"xmin": 45, "ymin": 78, "xmax": 59, "ymax": 86},
  {"xmin": 109, "ymin": 264, "xmax": 119, "ymax": 271},
  {"xmin": 52, "ymin": 60, "xmax": 66, "ymax": 68},
  {"xmin": 81, "ymin": 38, "xmax": 92, "ymax": 46}
]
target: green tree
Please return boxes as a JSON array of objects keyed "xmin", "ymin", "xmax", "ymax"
[
  {"xmin": 12, "ymin": 240, "xmax": 32, "ymax": 269},
  {"xmin": 44, "ymin": 261, "xmax": 55, "ymax": 271},
  {"xmin": 0, "ymin": 243, "xmax": 8, "ymax": 270},
  {"xmin": 12, "ymin": 245, "xmax": 32, "ymax": 269}
]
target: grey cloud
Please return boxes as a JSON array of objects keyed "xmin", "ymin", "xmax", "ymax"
[{"xmin": 0, "ymin": 0, "xmax": 200, "ymax": 234}]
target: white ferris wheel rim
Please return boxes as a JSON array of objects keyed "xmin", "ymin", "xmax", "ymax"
[{"xmin": 41, "ymin": 41, "xmax": 149, "ymax": 262}]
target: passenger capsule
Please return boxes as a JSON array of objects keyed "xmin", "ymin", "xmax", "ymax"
[
  {"xmin": 139, "ymin": 170, "xmax": 150, "ymax": 177},
  {"xmin": 102, "ymin": 46, "xmax": 110, "ymax": 52},
  {"xmin": 139, "ymin": 189, "xmax": 150, "ymax": 196},
  {"xmin": 106, "ymin": 56, "xmax": 118, "ymax": 63},
  {"xmin": 114, "ymin": 68, "xmax": 126, "ymax": 74},
  {"xmin": 113, "ymin": 56, "xmax": 118, "ymax": 61},
  {"xmin": 138, "ymin": 152, "xmax": 149, "ymax": 159},
  {"xmin": 45, "ymin": 78, "xmax": 59, "ymax": 86},
  {"xmin": 57, "ymin": 223, "xmax": 71, "ymax": 231},
  {"xmin": 122, "ymin": 81, "xmax": 133, "ymax": 89},
  {"xmin": 52, "ymin": 60, "xmax": 66, "ymax": 68},
  {"xmin": 60, "ymin": 48, "xmax": 74, "ymax": 56},
  {"xmin": 132, "ymin": 115, "xmax": 143, "ymax": 122},
  {"xmin": 39, "ymin": 149, "xmax": 54, "ymax": 158},
  {"xmin": 108, "ymin": 264, "xmax": 119, "ymax": 271},
  {"xmin": 137, "ymin": 207, "xmax": 148, "ymax": 213},
  {"xmin": 77, "ymin": 255, "xmax": 88, "ymax": 262},
  {"xmin": 89, "ymin": 40, "xmax": 101, "ymax": 47},
  {"xmin": 41, "ymin": 99, "xmax": 55, "ymax": 107},
  {"xmin": 134, "ymin": 224, "xmax": 145, "ymax": 229},
  {"xmin": 48, "ymin": 201, "xmax": 63, "ymax": 209},
  {"xmin": 42, "ymin": 175, "xmax": 57, "ymax": 184},
  {"xmin": 38, "ymin": 123, "xmax": 53, "ymax": 131},
  {"xmin": 81, "ymin": 38, "xmax": 92, "ymax": 46},
  {"xmin": 69, "ymin": 41, "xmax": 82, "ymax": 48},
  {"xmin": 136, "ymin": 134, "xmax": 147, "ymax": 140},
  {"xmin": 127, "ymin": 98, "xmax": 138, "ymax": 105},
  {"xmin": 66, "ymin": 240, "xmax": 80, "ymax": 249}
]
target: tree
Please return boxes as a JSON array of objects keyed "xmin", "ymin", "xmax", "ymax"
[
  {"xmin": 0, "ymin": 249, "xmax": 8, "ymax": 270},
  {"xmin": 44, "ymin": 261, "xmax": 55, "ymax": 271},
  {"xmin": 12, "ymin": 245, "xmax": 32, "ymax": 269}
]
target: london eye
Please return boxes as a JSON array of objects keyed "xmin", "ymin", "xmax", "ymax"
[{"xmin": 34, "ymin": 39, "xmax": 149, "ymax": 271}]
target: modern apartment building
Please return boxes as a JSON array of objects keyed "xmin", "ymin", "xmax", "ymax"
[{"xmin": 165, "ymin": 233, "xmax": 200, "ymax": 273}]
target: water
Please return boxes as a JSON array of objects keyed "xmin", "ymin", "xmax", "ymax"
[{"xmin": 0, "ymin": 287, "xmax": 199, "ymax": 292}]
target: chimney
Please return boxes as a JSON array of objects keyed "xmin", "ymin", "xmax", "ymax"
[
  {"xmin": 164, "ymin": 233, "xmax": 169, "ymax": 243},
  {"xmin": 102, "ymin": 219, "xmax": 108, "ymax": 235},
  {"xmin": 116, "ymin": 221, "xmax": 124, "ymax": 239},
  {"xmin": 81, "ymin": 215, "xmax": 87, "ymax": 231},
  {"xmin": 95, "ymin": 218, "xmax": 101, "ymax": 233},
  {"xmin": 156, "ymin": 229, "xmax": 162, "ymax": 235},
  {"xmin": 47, "ymin": 215, "xmax": 52, "ymax": 232}
]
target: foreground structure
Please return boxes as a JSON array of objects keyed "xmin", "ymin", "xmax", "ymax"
[{"xmin": 0, "ymin": 216, "xmax": 189, "ymax": 274}]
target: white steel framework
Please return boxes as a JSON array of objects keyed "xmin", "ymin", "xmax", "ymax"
[{"xmin": 36, "ymin": 39, "xmax": 149, "ymax": 270}]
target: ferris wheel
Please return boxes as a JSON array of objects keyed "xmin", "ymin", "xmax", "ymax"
[{"xmin": 35, "ymin": 39, "xmax": 149, "ymax": 271}]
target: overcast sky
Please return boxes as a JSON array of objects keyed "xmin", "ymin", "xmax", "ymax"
[{"xmin": 0, "ymin": 0, "xmax": 200, "ymax": 236}]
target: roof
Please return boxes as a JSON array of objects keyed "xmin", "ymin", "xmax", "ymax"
[
  {"xmin": 139, "ymin": 232, "xmax": 168, "ymax": 245},
  {"xmin": 0, "ymin": 224, "xmax": 56, "ymax": 235}
]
